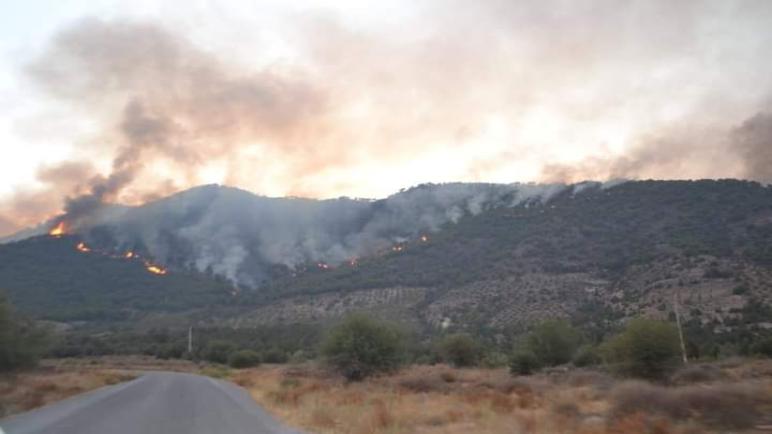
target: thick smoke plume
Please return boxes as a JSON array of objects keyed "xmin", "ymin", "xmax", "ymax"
[
  {"xmin": 26, "ymin": 19, "xmax": 327, "ymax": 223},
  {"xmin": 2, "ymin": 1, "xmax": 772, "ymax": 234},
  {"xmin": 61, "ymin": 182, "xmax": 572, "ymax": 287}
]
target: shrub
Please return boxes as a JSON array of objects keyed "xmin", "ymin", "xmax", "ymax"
[
  {"xmin": 261, "ymin": 348, "xmax": 288, "ymax": 364},
  {"xmin": 510, "ymin": 351, "xmax": 540, "ymax": 376},
  {"xmin": 202, "ymin": 340, "xmax": 236, "ymax": 364},
  {"xmin": 603, "ymin": 318, "xmax": 682, "ymax": 379},
  {"xmin": 670, "ymin": 364, "xmax": 726, "ymax": 385},
  {"xmin": 320, "ymin": 313, "xmax": 405, "ymax": 381},
  {"xmin": 527, "ymin": 320, "xmax": 581, "ymax": 367},
  {"xmin": 0, "ymin": 293, "xmax": 48, "ymax": 371},
  {"xmin": 751, "ymin": 336, "xmax": 772, "ymax": 357},
  {"xmin": 610, "ymin": 381, "xmax": 762, "ymax": 430},
  {"xmin": 572, "ymin": 345, "xmax": 601, "ymax": 367},
  {"xmin": 228, "ymin": 350, "xmax": 261, "ymax": 368},
  {"xmin": 436, "ymin": 333, "xmax": 481, "ymax": 367},
  {"xmin": 480, "ymin": 351, "xmax": 509, "ymax": 368}
]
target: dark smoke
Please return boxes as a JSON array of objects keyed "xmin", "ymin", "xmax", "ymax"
[
  {"xmin": 26, "ymin": 18, "xmax": 328, "ymax": 223},
  {"xmin": 734, "ymin": 111, "xmax": 772, "ymax": 183}
]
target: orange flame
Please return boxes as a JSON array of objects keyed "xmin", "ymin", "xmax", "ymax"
[
  {"xmin": 124, "ymin": 251, "xmax": 135, "ymax": 259},
  {"xmin": 145, "ymin": 264, "xmax": 167, "ymax": 275},
  {"xmin": 49, "ymin": 222, "xmax": 66, "ymax": 237},
  {"xmin": 76, "ymin": 242, "xmax": 91, "ymax": 252}
]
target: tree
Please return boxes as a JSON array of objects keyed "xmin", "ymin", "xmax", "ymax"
[
  {"xmin": 602, "ymin": 318, "xmax": 681, "ymax": 379},
  {"xmin": 0, "ymin": 293, "xmax": 48, "ymax": 371},
  {"xmin": 527, "ymin": 320, "xmax": 581, "ymax": 366},
  {"xmin": 437, "ymin": 333, "xmax": 481, "ymax": 367},
  {"xmin": 321, "ymin": 314, "xmax": 405, "ymax": 381}
]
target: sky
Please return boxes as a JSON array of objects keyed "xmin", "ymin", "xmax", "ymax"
[{"xmin": 0, "ymin": 0, "xmax": 771, "ymax": 235}]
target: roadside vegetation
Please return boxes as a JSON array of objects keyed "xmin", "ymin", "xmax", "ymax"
[
  {"xmin": 237, "ymin": 360, "xmax": 772, "ymax": 434},
  {"xmin": 0, "ymin": 292, "xmax": 48, "ymax": 372}
]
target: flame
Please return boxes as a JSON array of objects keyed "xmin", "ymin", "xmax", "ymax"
[
  {"xmin": 49, "ymin": 222, "xmax": 66, "ymax": 237},
  {"xmin": 76, "ymin": 242, "xmax": 91, "ymax": 253},
  {"xmin": 420, "ymin": 235, "xmax": 429, "ymax": 242},
  {"xmin": 145, "ymin": 264, "xmax": 167, "ymax": 275},
  {"xmin": 317, "ymin": 262, "xmax": 330, "ymax": 270},
  {"xmin": 124, "ymin": 251, "xmax": 135, "ymax": 259},
  {"xmin": 392, "ymin": 245, "xmax": 404, "ymax": 252},
  {"xmin": 348, "ymin": 257, "xmax": 358, "ymax": 267}
]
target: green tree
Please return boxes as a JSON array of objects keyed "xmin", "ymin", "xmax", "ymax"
[
  {"xmin": 437, "ymin": 333, "xmax": 481, "ymax": 367},
  {"xmin": 527, "ymin": 320, "xmax": 581, "ymax": 366},
  {"xmin": 0, "ymin": 293, "xmax": 48, "ymax": 371},
  {"xmin": 602, "ymin": 318, "xmax": 682, "ymax": 379},
  {"xmin": 321, "ymin": 314, "xmax": 405, "ymax": 381}
]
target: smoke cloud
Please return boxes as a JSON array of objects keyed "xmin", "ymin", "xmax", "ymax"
[
  {"xmin": 734, "ymin": 111, "xmax": 772, "ymax": 183},
  {"xmin": 1, "ymin": 1, "xmax": 772, "ymax": 235},
  {"xmin": 67, "ymin": 182, "xmax": 570, "ymax": 287}
]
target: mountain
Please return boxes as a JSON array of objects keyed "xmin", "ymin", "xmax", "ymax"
[{"xmin": 1, "ymin": 179, "xmax": 771, "ymax": 346}]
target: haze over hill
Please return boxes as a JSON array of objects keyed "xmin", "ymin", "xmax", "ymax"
[
  {"xmin": 4, "ymin": 181, "xmax": 579, "ymax": 287},
  {"xmin": 1, "ymin": 179, "xmax": 770, "ymax": 346}
]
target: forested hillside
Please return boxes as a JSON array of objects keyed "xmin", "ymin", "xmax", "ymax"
[{"xmin": 1, "ymin": 180, "xmax": 771, "ymax": 347}]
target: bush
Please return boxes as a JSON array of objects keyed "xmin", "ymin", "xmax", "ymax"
[
  {"xmin": 751, "ymin": 336, "xmax": 772, "ymax": 357},
  {"xmin": 527, "ymin": 320, "xmax": 581, "ymax": 367},
  {"xmin": 436, "ymin": 333, "xmax": 481, "ymax": 367},
  {"xmin": 572, "ymin": 345, "xmax": 601, "ymax": 367},
  {"xmin": 0, "ymin": 293, "xmax": 48, "ymax": 371},
  {"xmin": 228, "ymin": 350, "xmax": 261, "ymax": 368},
  {"xmin": 261, "ymin": 348, "xmax": 288, "ymax": 364},
  {"xmin": 610, "ymin": 381, "xmax": 762, "ymax": 430},
  {"xmin": 321, "ymin": 314, "xmax": 405, "ymax": 381},
  {"xmin": 202, "ymin": 340, "xmax": 236, "ymax": 364},
  {"xmin": 510, "ymin": 351, "xmax": 540, "ymax": 376},
  {"xmin": 603, "ymin": 318, "xmax": 682, "ymax": 379},
  {"xmin": 481, "ymin": 351, "xmax": 509, "ymax": 368}
]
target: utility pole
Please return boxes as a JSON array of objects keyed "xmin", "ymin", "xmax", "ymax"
[
  {"xmin": 674, "ymin": 291, "xmax": 688, "ymax": 365},
  {"xmin": 188, "ymin": 326, "xmax": 193, "ymax": 354}
]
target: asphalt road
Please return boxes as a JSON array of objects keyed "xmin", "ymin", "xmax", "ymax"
[{"xmin": 0, "ymin": 372, "xmax": 303, "ymax": 434}]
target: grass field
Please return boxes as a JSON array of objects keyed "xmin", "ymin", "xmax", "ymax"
[
  {"xmin": 3, "ymin": 357, "xmax": 771, "ymax": 433},
  {"xmin": 235, "ymin": 359, "xmax": 772, "ymax": 434}
]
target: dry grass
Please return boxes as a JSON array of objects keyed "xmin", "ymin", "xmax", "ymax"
[
  {"xmin": 0, "ymin": 368, "xmax": 137, "ymax": 417},
  {"xmin": 237, "ymin": 360, "xmax": 772, "ymax": 434}
]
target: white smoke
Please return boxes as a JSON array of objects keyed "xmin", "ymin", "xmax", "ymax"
[{"xmin": 5, "ymin": 182, "xmax": 613, "ymax": 287}]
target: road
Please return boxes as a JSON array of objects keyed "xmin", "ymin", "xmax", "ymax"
[{"xmin": 0, "ymin": 372, "xmax": 303, "ymax": 434}]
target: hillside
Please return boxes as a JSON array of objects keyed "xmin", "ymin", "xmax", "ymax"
[
  {"xmin": 238, "ymin": 180, "xmax": 772, "ymax": 341},
  {"xmin": 1, "ymin": 179, "xmax": 771, "ymax": 348},
  {"xmin": 0, "ymin": 235, "xmax": 234, "ymax": 323}
]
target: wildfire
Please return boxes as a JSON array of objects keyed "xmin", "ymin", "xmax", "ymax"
[
  {"xmin": 124, "ymin": 251, "xmax": 136, "ymax": 259},
  {"xmin": 76, "ymin": 242, "xmax": 91, "ymax": 253},
  {"xmin": 145, "ymin": 263, "xmax": 167, "ymax": 275},
  {"xmin": 420, "ymin": 235, "xmax": 429, "ymax": 242},
  {"xmin": 317, "ymin": 262, "xmax": 330, "ymax": 270},
  {"xmin": 392, "ymin": 245, "xmax": 404, "ymax": 252},
  {"xmin": 49, "ymin": 222, "xmax": 66, "ymax": 237}
]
